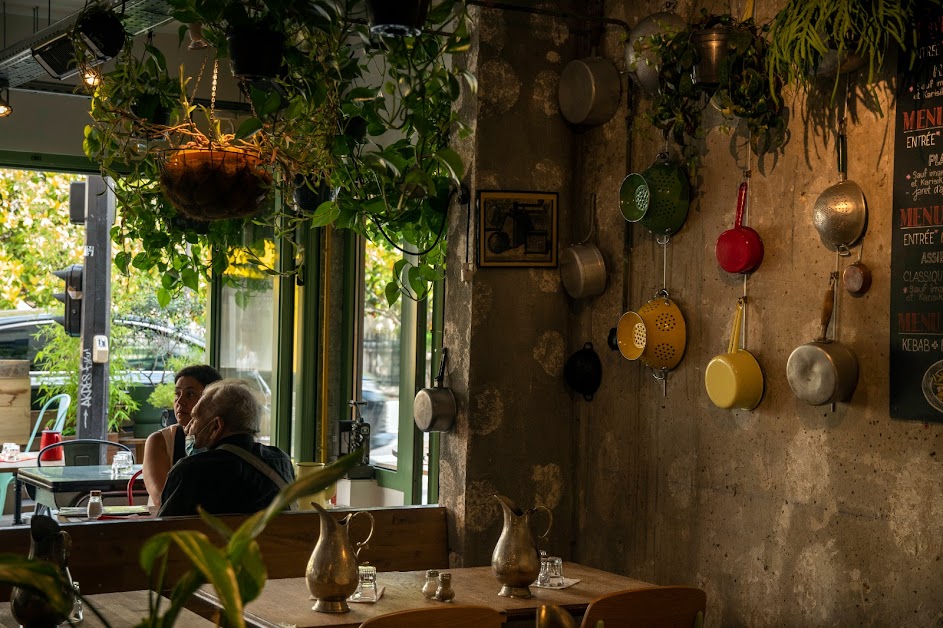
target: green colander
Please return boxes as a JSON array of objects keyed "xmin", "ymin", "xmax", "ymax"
[
  {"xmin": 639, "ymin": 154, "xmax": 690, "ymax": 236},
  {"xmin": 619, "ymin": 173, "xmax": 650, "ymax": 222}
]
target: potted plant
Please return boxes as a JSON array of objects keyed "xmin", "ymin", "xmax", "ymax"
[
  {"xmin": 82, "ymin": 0, "xmax": 472, "ymax": 306},
  {"xmin": 648, "ymin": 10, "xmax": 788, "ymax": 179},
  {"xmin": 767, "ymin": 0, "xmax": 924, "ymax": 105}
]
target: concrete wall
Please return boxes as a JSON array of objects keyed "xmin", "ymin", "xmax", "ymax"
[{"xmin": 442, "ymin": 1, "xmax": 943, "ymax": 625}]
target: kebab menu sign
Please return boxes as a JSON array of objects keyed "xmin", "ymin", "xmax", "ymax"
[{"xmin": 893, "ymin": 11, "xmax": 943, "ymax": 421}]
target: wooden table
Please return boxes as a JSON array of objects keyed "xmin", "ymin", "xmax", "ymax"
[
  {"xmin": 14, "ymin": 464, "xmax": 143, "ymax": 525},
  {"xmin": 190, "ymin": 563, "xmax": 652, "ymax": 627},
  {"xmin": 0, "ymin": 590, "xmax": 213, "ymax": 626}
]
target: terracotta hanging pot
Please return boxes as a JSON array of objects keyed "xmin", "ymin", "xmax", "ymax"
[{"xmin": 160, "ymin": 147, "xmax": 272, "ymax": 221}]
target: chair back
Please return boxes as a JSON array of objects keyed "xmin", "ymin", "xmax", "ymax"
[
  {"xmin": 36, "ymin": 439, "xmax": 134, "ymax": 467},
  {"xmin": 579, "ymin": 586, "xmax": 706, "ymax": 628},
  {"xmin": 25, "ymin": 393, "xmax": 71, "ymax": 451},
  {"xmin": 359, "ymin": 605, "xmax": 504, "ymax": 628}
]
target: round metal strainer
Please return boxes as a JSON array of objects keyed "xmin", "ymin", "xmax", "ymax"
[
  {"xmin": 619, "ymin": 173, "xmax": 650, "ymax": 222},
  {"xmin": 639, "ymin": 154, "xmax": 690, "ymax": 236},
  {"xmin": 637, "ymin": 291, "xmax": 686, "ymax": 370},
  {"xmin": 812, "ymin": 122, "xmax": 866, "ymax": 252},
  {"xmin": 616, "ymin": 311, "xmax": 646, "ymax": 360}
]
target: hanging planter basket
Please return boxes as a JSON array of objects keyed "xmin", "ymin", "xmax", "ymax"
[
  {"xmin": 159, "ymin": 147, "xmax": 272, "ymax": 221},
  {"xmin": 366, "ymin": 0, "xmax": 431, "ymax": 37}
]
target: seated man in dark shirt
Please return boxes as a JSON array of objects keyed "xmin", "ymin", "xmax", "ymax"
[{"xmin": 157, "ymin": 379, "xmax": 295, "ymax": 517}]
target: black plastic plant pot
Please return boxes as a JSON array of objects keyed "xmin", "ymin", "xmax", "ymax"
[
  {"xmin": 79, "ymin": 8, "xmax": 126, "ymax": 59},
  {"xmin": 293, "ymin": 175, "xmax": 332, "ymax": 213},
  {"xmin": 366, "ymin": 0, "xmax": 431, "ymax": 37},
  {"xmin": 228, "ymin": 23, "xmax": 285, "ymax": 81}
]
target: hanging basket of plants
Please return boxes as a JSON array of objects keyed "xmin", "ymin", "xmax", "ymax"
[{"xmin": 159, "ymin": 146, "xmax": 272, "ymax": 221}]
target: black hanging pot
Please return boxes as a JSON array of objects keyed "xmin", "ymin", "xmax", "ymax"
[
  {"xmin": 366, "ymin": 0, "xmax": 431, "ymax": 37},
  {"xmin": 564, "ymin": 342, "xmax": 602, "ymax": 401},
  {"xmin": 228, "ymin": 23, "xmax": 284, "ymax": 81}
]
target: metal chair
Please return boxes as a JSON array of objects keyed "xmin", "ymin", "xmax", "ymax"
[
  {"xmin": 0, "ymin": 393, "xmax": 70, "ymax": 516},
  {"xmin": 359, "ymin": 605, "xmax": 505, "ymax": 628},
  {"xmin": 578, "ymin": 586, "xmax": 706, "ymax": 628},
  {"xmin": 36, "ymin": 438, "xmax": 134, "ymax": 467}
]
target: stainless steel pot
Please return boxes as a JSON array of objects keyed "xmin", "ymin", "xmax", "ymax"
[
  {"xmin": 786, "ymin": 276, "xmax": 859, "ymax": 405},
  {"xmin": 414, "ymin": 348, "xmax": 456, "ymax": 432},
  {"xmin": 560, "ymin": 194, "xmax": 606, "ymax": 299},
  {"xmin": 558, "ymin": 57, "xmax": 622, "ymax": 126},
  {"xmin": 625, "ymin": 11, "xmax": 686, "ymax": 95}
]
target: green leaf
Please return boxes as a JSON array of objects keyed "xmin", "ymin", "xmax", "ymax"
[
  {"xmin": 157, "ymin": 287, "xmax": 171, "ymax": 308},
  {"xmin": 165, "ymin": 531, "xmax": 245, "ymax": 628},
  {"xmin": 434, "ymin": 147, "xmax": 464, "ymax": 183},
  {"xmin": 0, "ymin": 555, "xmax": 73, "ymax": 618},
  {"xmin": 310, "ymin": 200, "xmax": 340, "ymax": 227},
  {"xmin": 385, "ymin": 280, "xmax": 400, "ymax": 307},
  {"xmin": 234, "ymin": 118, "xmax": 263, "ymax": 140}
]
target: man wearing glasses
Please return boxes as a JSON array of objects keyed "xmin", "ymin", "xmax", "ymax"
[{"xmin": 157, "ymin": 379, "xmax": 295, "ymax": 517}]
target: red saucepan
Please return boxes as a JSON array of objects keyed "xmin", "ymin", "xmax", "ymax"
[{"xmin": 716, "ymin": 178, "xmax": 764, "ymax": 274}]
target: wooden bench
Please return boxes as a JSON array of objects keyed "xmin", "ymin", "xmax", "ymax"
[{"xmin": 0, "ymin": 505, "xmax": 448, "ymax": 599}]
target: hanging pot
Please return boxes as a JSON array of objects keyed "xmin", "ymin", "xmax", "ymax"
[
  {"xmin": 366, "ymin": 0, "xmax": 431, "ymax": 37},
  {"xmin": 638, "ymin": 154, "xmax": 690, "ymax": 237},
  {"xmin": 786, "ymin": 276, "xmax": 859, "ymax": 405},
  {"xmin": 625, "ymin": 11, "xmax": 687, "ymax": 96},
  {"xmin": 558, "ymin": 57, "xmax": 622, "ymax": 127},
  {"xmin": 564, "ymin": 343, "xmax": 602, "ymax": 401},
  {"xmin": 414, "ymin": 348, "xmax": 456, "ymax": 432},
  {"xmin": 691, "ymin": 27, "xmax": 732, "ymax": 86},
  {"xmin": 716, "ymin": 178, "xmax": 764, "ymax": 274},
  {"xmin": 228, "ymin": 22, "xmax": 285, "ymax": 81},
  {"xmin": 812, "ymin": 123, "xmax": 867, "ymax": 253},
  {"xmin": 843, "ymin": 261, "xmax": 872, "ymax": 297},
  {"xmin": 705, "ymin": 298, "xmax": 764, "ymax": 410},
  {"xmin": 560, "ymin": 194, "xmax": 607, "ymax": 298}
]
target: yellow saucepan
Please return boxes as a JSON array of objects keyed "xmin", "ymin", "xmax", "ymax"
[{"xmin": 705, "ymin": 298, "xmax": 764, "ymax": 410}]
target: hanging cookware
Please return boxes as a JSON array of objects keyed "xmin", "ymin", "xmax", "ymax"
[
  {"xmin": 634, "ymin": 290, "xmax": 686, "ymax": 371},
  {"xmin": 786, "ymin": 275, "xmax": 859, "ymax": 406},
  {"xmin": 625, "ymin": 11, "xmax": 687, "ymax": 96},
  {"xmin": 616, "ymin": 310, "xmax": 646, "ymax": 361},
  {"xmin": 639, "ymin": 154, "xmax": 690, "ymax": 237},
  {"xmin": 842, "ymin": 244, "xmax": 872, "ymax": 297},
  {"xmin": 812, "ymin": 120, "xmax": 867, "ymax": 254},
  {"xmin": 564, "ymin": 343, "xmax": 602, "ymax": 401},
  {"xmin": 618, "ymin": 172, "xmax": 650, "ymax": 222},
  {"xmin": 705, "ymin": 298, "xmax": 764, "ymax": 410},
  {"xmin": 414, "ymin": 348, "xmax": 456, "ymax": 432},
  {"xmin": 716, "ymin": 175, "xmax": 764, "ymax": 274},
  {"xmin": 558, "ymin": 56, "xmax": 622, "ymax": 127},
  {"xmin": 560, "ymin": 194, "xmax": 607, "ymax": 298}
]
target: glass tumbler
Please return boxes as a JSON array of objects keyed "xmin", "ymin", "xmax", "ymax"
[
  {"xmin": 350, "ymin": 565, "xmax": 378, "ymax": 602},
  {"xmin": 545, "ymin": 556, "xmax": 565, "ymax": 587},
  {"xmin": 112, "ymin": 451, "xmax": 133, "ymax": 474}
]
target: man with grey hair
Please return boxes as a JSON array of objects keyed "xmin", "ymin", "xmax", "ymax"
[{"xmin": 157, "ymin": 379, "xmax": 295, "ymax": 517}]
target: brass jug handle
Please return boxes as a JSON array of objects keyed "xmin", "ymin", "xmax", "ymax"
[
  {"xmin": 350, "ymin": 510, "xmax": 375, "ymax": 559},
  {"xmin": 532, "ymin": 505, "xmax": 553, "ymax": 542}
]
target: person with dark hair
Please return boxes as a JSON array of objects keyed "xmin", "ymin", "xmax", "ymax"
[
  {"xmin": 157, "ymin": 379, "xmax": 295, "ymax": 517},
  {"xmin": 142, "ymin": 364, "xmax": 222, "ymax": 508}
]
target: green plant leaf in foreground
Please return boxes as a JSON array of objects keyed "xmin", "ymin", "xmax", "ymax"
[{"xmin": 0, "ymin": 555, "xmax": 74, "ymax": 617}]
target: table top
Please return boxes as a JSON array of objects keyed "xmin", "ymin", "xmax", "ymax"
[
  {"xmin": 0, "ymin": 590, "xmax": 213, "ymax": 627},
  {"xmin": 0, "ymin": 453, "xmax": 64, "ymax": 471},
  {"xmin": 192, "ymin": 563, "xmax": 652, "ymax": 628},
  {"xmin": 17, "ymin": 464, "xmax": 143, "ymax": 492}
]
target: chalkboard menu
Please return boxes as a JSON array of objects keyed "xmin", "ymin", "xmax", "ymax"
[{"xmin": 892, "ymin": 11, "xmax": 943, "ymax": 422}]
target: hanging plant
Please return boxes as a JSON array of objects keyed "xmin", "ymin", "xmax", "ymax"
[
  {"xmin": 647, "ymin": 11, "xmax": 788, "ymax": 180},
  {"xmin": 82, "ymin": 0, "xmax": 473, "ymax": 305}
]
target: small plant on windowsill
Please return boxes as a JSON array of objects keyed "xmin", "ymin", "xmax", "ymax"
[
  {"xmin": 647, "ymin": 10, "xmax": 788, "ymax": 181},
  {"xmin": 82, "ymin": 0, "xmax": 473, "ymax": 307}
]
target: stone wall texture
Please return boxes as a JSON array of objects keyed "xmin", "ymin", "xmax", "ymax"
[{"xmin": 440, "ymin": 1, "xmax": 943, "ymax": 625}]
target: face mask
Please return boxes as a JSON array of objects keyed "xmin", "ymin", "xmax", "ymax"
[{"xmin": 185, "ymin": 419, "xmax": 216, "ymax": 456}]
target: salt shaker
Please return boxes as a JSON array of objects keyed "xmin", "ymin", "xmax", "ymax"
[
  {"xmin": 86, "ymin": 490, "xmax": 103, "ymax": 520},
  {"xmin": 421, "ymin": 569, "xmax": 439, "ymax": 598},
  {"xmin": 434, "ymin": 572, "xmax": 454, "ymax": 602}
]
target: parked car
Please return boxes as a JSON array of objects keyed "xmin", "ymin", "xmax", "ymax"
[{"xmin": 0, "ymin": 310, "xmax": 205, "ymax": 410}]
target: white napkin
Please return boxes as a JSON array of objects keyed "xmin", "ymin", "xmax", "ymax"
[{"xmin": 532, "ymin": 578, "xmax": 581, "ymax": 590}]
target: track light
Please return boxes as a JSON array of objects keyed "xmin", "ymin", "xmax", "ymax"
[{"xmin": 0, "ymin": 88, "xmax": 11, "ymax": 118}]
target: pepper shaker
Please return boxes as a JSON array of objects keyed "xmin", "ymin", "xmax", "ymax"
[
  {"xmin": 421, "ymin": 569, "xmax": 439, "ymax": 598},
  {"xmin": 434, "ymin": 572, "xmax": 454, "ymax": 602}
]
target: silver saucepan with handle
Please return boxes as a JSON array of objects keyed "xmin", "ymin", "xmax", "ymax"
[
  {"xmin": 560, "ymin": 194, "xmax": 607, "ymax": 299},
  {"xmin": 786, "ymin": 274, "xmax": 859, "ymax": 406},
  {"xmin": 414, "ymin": 348, "xmax": 456, "ymax": 432}
]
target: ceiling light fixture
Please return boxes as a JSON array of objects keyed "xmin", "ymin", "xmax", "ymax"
[
  {"xmin": 0, "ymin": 88, "xmax": 12, "ymax": 118},
  {"xmin": 83, "ymin": 66, "xmax": 102, "ymax": 87}
]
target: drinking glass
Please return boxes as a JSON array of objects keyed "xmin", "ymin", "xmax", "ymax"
[
  {"xmin": 349, "ymin": 565, "xmax": 378, "ymax": 602},
  {"xmin": 545, "ymin": 556, "xmax": 564, "ymax": 587},
  {"xmin": 1, "ymin": 443, "xmax": 19, "ymax": 462},
  {"xmin": 112, "ymin": 451, "xmax": 133, "ymax": 474}
]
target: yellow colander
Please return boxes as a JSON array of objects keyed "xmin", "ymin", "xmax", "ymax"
[{"xmin": 637, "ymin": 290, "xmax": 686, "ymax": 370}]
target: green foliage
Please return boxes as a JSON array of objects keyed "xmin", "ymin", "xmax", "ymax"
[
  {"xmin": 766, "ymin": 0, "xmax": 937, "ymax": 105},
  {"xmin": 648, "ymin": 12, "xmax": 788, "ymax": 178},
  {"xmin": 146, "ymin": 350, "xmax": 207, "ymax": 410},
  {"xmin": 33, "ymin": 324, "xmax": 140, "ymax": 433},
  {"xmin": 84, "ymin": 0, "xmax": 473, "ymax": 306}
]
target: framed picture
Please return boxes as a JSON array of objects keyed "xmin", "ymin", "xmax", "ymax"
[{"xmin": 478, "ymin": 191, "xmax": 558, "ymax": 268}]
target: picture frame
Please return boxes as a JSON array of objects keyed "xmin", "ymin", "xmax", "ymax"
[{"xmin": 477, "ymin": 190, "xmax": 558, "ymax": 268}]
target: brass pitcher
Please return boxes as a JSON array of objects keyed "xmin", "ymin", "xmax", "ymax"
[
  {"xmin": 491, "ymin": 494, "xmax": 552, "ymax": 598},
  {"xmin": 305, "ymin": 502, "xmax": 375, "ymax": 613}
]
